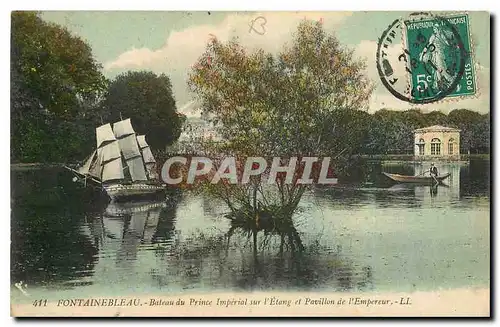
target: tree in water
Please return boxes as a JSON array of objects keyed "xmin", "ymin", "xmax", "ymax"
[{"xmin": 187, "ymin": 20, "xmax": 373, "ymax": 254}]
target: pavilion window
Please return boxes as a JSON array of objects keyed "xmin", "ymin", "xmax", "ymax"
[
  {"xmin": 418, "ymin": 138, "xmax": 425, "ymax": 155},
  {"xmin": 431, "ymin": 138, "xmax": 441, "ymax": 155},
  {"xmin": 448, "ymin": 138, "xmax": 455, "ymax": 155}
]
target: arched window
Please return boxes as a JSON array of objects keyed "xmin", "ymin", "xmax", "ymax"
[
  {"xmin": 431, "ymin": 138, "xmax": 441, "ymax": 155},
  {"xmin": 417, "ymin": 138, "xmax": 425, "ymax": 155},
  {"xmin": 448, "ymin": 138, "xmax": 455, "ymax": 155}
]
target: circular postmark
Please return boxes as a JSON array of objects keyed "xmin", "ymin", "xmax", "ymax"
[{"xmin": 376, "ymin": 12, "xmax": 467, "ymax": 104}]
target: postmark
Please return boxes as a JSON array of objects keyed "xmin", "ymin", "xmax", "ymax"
[{"xmin": 376, "ymin": 12, "xmax": 474, "ymax": 104}]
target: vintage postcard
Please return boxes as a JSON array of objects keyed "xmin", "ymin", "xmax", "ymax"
[{"xmin": 10, "ymin": 11, "xmax": 490, "ymax": 317}]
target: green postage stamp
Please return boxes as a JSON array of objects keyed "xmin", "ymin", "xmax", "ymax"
[
  {"xmin": 376, "ymin": 12, "xmax": 480, "ymax": 104},
  {"xmin": 404, "ymin": 14, "xmax": 476, "ymax": 102}
]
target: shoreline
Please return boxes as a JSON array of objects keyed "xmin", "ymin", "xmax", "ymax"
[
  {"xmin": 10, "ymin": 154, "xmax": 490, "ymax": 170},
  {"xmin": 10, "ymin": 163, "xmax": 66, "ymax": 171}
]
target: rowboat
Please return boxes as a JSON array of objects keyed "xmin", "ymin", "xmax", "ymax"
[{"xmin": 382, "ymin": 172, "xmax": 451, "ymax": 184}]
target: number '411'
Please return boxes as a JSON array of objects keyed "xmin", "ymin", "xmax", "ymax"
[{"xmin": 32, "ymin": 299, "xmax": 47, "ymax": 307}]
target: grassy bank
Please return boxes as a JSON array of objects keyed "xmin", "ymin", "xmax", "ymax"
[{"xmin": 10, "ymin": 163, "xmax": 66, "ymax": 171}]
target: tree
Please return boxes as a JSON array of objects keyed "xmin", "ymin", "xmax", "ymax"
[
  {"xmin": 365, "ymin": 109, "xmax": 415, "ymax": 155},
  {"xmin": 11, "ymin": 12, "xmax": 107, "ymax": 162},
  {"xmin": 360, "ymin": 108, "xmax": 490, "ymax": 155},
  {"xmin": 188, "ymin": 20, "xmax": 373, "ymax": 251},
  {"xmin": 422, "ymin": 110, "xmax": 449, "ymax": 126},
  {"xmin": 102, "ymin": 71, "xmax": 185, "ymax": 150},
  {"xmin": 189, "ymin": 20, "xmax": 372, "ymax": 158},
  {"xmin": 448, "ymin": 109, "xmax": 483, "ymax": 153},
  {"xmin": 472, "ymin": 114, "xmax": 490, "ymax": 153}
]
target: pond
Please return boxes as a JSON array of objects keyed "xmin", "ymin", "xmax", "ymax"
[{"xmin": 10, "ymin": 160, "xmax": 490, "ymax": 304}]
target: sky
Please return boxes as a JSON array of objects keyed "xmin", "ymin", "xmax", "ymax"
[{"xmin": 41, "ymin": 11, "xmax": 490, "ymax": 117}]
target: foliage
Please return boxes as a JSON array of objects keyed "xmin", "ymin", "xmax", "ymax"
[
  {"xmin": 448, "ymin": 109, "xmax": 489, "ymax": 153},
  {"xmin": 189, "ymin": 20, "xmax": 372, "ymax": 158},
  {"xmin": 102, "ymin": 71, "xmax": 186, "ymax": 150},
  {"xmin": 11, "ymin": 11, "xmax": 107, "ymax": 163},
  {"xmin": 187, "ymin": 20, "xmax": 374, "ymax": 241}
]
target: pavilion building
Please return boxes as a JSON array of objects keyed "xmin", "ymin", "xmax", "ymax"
[{"xmin": 414, "ymin": 125, "xmax": 461, "ymax": 160}]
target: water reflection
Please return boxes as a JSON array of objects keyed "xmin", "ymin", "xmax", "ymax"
[
  {"xmin": 315, "ymin": 163, "xmax": 465, "ymax": 209},
  {"xmin": 107, "ymin": 202, "xmax": 164, "ymax": 266},
  {"xmin": 385, "ymin": 164, "xmax": 461, "ymax": 207},
  {"xmin": 11, "ymin": 168, "xmax": 101, "ymax": 289},
  {"xmin": 10, "ymin": 161, "xmax": 490, "ymax": 300},
  {"xmin": 82, "ymin": 198, "xmax": 374, "ymax": 293},
  {"xmin": 166, "ymin": 223, "xmax": 374, "ymax": 292},
  {"xmin": 75, "ymin": 198, "xmax": 182, "ymax": 292}
]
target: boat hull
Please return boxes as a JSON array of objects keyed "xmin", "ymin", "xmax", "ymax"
[
  {"xmin": 383, "ymin": 172, "xmax": 451, "ymax": 184},
  {"xmin": 105, "ymin": 200, "xmax": 167, "ymax": 217},
  {"xmin": 103, "ymin": 183, "xmax": 166, "ymax": 202}
]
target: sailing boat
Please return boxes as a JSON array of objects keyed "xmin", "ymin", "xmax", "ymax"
[{"xmin": 65, "ymin": 118, "xmax": 166, "ymax": 201}]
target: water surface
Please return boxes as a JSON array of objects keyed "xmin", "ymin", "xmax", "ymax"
[{"xmin": 11, "ymin": 161, "xmax": 490, "ymax": 303}]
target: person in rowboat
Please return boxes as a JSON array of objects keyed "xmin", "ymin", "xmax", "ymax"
[
  {"xmin": 429, "ymin": 163, "xmax": 438, "ymax": 177},
  {"xmin": 429, "ymin": 163, "xmax": 439, "ymax": 184}
]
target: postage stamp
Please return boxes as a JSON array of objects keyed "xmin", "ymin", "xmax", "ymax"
[
  {"xmin": 404, "ymin": 13, "xmax": 476, "ymax": 101},
  {"xmin": 10, "ymin": 11, "xmax": 490, "ymax": 318},
  {"xmin": 376, "ymin": 12, "xmax": 477, "ymax": 104}
]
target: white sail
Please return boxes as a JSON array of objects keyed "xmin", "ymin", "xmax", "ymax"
[
  {"xmin": 78, "ymin": 150, "xmax": 97, "ymax": 175},
  {"xmin": 126, "ymin": 156, "xmax": 148, "ymax": 181},
  {"xmin": 101, "ymin": 155, "xmax": 124, "ymax": 182},
  {"xmin": 93, "ymin": 124, "xmax": 124, "ymax": 182},
  {"xmin": 116, "ymin": 134, "xmax": 148, "ymax": 182},
  {"xmin": 117, "ymin": 134, "xmax": 141, "ymax": 160},
  {"xmin": 136, "ymin": 135, "xmax": 156, "ymax": 163},
  {"xmin": 137, "ymin": 135, "xmax": 157, "ymax": 180},
  {"xmin": 99, "ymin": 141, "xmax": 121, "ymax": 164},
  {"xmin": 96, "ymin": 128, "xmax": 124, "ymax": 182},
  {"xmin": 113, "ymin": 118, "xmax": 135, "ymax": 139},
  {"xmin": 88, "ymin": 153, "xmax": 102, "ymax": 179},
  {"xmin": 141, "ymin": 146, "xmax": 156, "ymax": 164},
  {"xmin": 96, "ymin": 123, "xmax": 116, "ymax": 149},
  {"xmin": 136, "ymin": 135, "xmax": 148, "ymax": 149}
]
